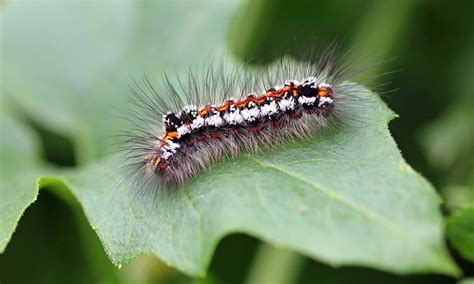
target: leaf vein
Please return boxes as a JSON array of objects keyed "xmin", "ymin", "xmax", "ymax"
[{"xmin": 249, "ymin": 156, "xmax": 441, "ymax": 258}]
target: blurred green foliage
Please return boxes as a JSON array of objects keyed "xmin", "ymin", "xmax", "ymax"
[{"xmin": 1, "ymin": 0, "xmax": 473, "ymax": 283}]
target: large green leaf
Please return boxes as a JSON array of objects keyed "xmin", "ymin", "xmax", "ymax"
[
  {"xmin": 38, "ymin": 87, "xmax": 457, "ymax": 276},
  {"xmin": 0, "ymin": 0, "xmax": 460, "ymax": 279}
]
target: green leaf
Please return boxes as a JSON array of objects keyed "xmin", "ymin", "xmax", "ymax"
[
  {"xmin": 0, "ymin": 189, "xmax": 121, "ymax": 284},
  {"xmin": 43, "ymin": 87, "xmax": 457, "ymax": 276},
  {"xmin": 0, "ymin": 0, "xmax": 460, "ymax": 278},
  {"xmin": 446, "ymin": 206, "xmax": 474, "ymax": 263},
  {"xmin": 0, "ymin": 113, "xmax": 120, "ymax": 281},
  {"xmin": 0, "ymin": 114, "xmax": 41, "ymax": 252},
  {"xmin": 0, "ymin": 0, "xmax": 240, "ymax": 269}
]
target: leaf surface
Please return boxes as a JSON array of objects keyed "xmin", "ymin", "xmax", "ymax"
[
  {"xmin": 58, "ymin": 88, "xmax": 458, "ymax": 276},
  {"xmin": 0, "ymin": 115, "xmax": 42, "ymax": 252}
]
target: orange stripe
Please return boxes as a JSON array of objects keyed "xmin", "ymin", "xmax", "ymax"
[
  {"xmin": 215, "ymin": 101, "xmax": 235, "ymax": 111},
  {"xmin": 238, "ymin": 96, "xmax": 259, "ymax": 107},
  {"xmin": 198, "ymin": 106, "xmax": 210, "ymax": 116},
  {"xmin": 164, "ymin": 131, "xmax": 178, "ymax": 140}
]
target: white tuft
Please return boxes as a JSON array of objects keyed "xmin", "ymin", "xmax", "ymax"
[
  {"xmin": 190, "ymin": 115, "xmax": 205, "ymax": 130},
  {"xmin": 177, "ymin": 125, "xmax": 190, "ymax": 137},
  {"xmin": 298, "ymin": 96, "xmax": 316, "ymax": 105},
  {"xmin": 318, "ymin": 97, "xmax": 334, "ymax": 107},
  {"xmin": 205, "ymin": 113, "xmax": 224, "ymax": 127},
  {"xmin": 278, "ymin": 98, "xmax": 296, "ymax": 111},
  {"xmin": 161, "ymin": 140, "xmax": 181, "ymax": 160},
  {"xmin": 161, "ymin": 151, "xmax": 173, "ymax": 160},
  {"xmin": 241, "ymin": 107, "xmax": 261, "ymax": 122},
  {"xmin": 223, "ymin": 110, "xmax": 244, "ymax": 125},
  {"xmin": 260, "ymin": 101, "xmax": 278, "ymax": 116}
]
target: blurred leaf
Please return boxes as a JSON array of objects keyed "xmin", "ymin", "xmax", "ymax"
[
  {"xmin": 121, "ymin": 254, "xmax": 188, "ymax": 284},
  {"xmin": 2, "ymin": 0, "xmax": 241, "ymax": 163},
  {"xmin": 420, "ymin": 103, "xmax": 474, "ymax": 210},
  {"xmin": 419, "ymin": 53, "xmax": 474, "ymax": 210},
  {"xmin": 447, "ymin": 206, "xmax": 474, "ymax": 263},
  {"xmin": 421, "ymin": 104, "xmax": 474, "ymax": 173},
  {"xmin": 245, "ymin": 244, "xmax": 304, "ymax": 284},
  {"xmin": 443, "ymin": 183, "xmax": 474, "ymax": 213},
  {"xmin": 350, "ymin": 0, "xmax": 417, "ymax": 80},
  {"xmin": 229, "ymin": 0, "xmax": 372, "ymax": 63},
  {"xmin": 36, "ymin": 86, "xmax": 458, "ymax": 276},
  {"xmin": 460, "ymin": 278, "xmax": 474, "ymax": 284}
]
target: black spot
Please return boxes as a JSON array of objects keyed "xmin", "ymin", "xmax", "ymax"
[
  {"xmin": 164, "ymin": 112, "xmax": 182, "ymax": 131},
  {"xmin": 299, "ymin": 84, "xmax": 317, "ymax": 98}
]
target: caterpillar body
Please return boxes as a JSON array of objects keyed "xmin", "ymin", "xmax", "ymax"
[{"xmin": 122, "ymin": 56, "xmax": 360, "ymax": 188}]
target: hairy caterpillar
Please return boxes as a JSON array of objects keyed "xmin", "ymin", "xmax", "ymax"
[{"xmin": 121, "ymin": 53, "xmax": 367, "ymax": 188}]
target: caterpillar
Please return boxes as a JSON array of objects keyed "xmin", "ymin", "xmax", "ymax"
[{"xmin": 121, "ymin": 54, "xmax": 365, "ymax": 188}]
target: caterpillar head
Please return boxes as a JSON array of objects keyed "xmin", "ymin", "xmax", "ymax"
[{"xmin": 163, "ymin": 112, "xmax": 182, "ymax": 131}]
